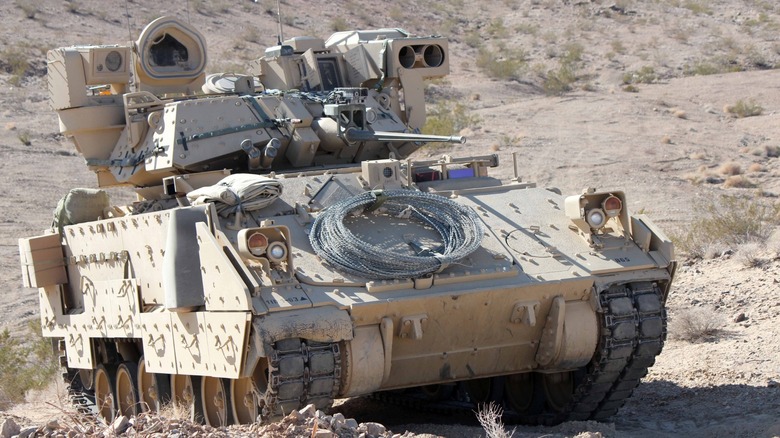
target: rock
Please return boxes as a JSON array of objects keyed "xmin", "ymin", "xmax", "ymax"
[
  {"xmin": 733, "ymin": 312, "xmax": 747, "ymax": 323},
  {"xmin": 286, "ymin": 410, "xmax": 303, "ymax": 423},
  {"xmin": 45, "ymin": 419, "xmax": 60, "ymax": 430},
  {"xmin": 17, "ymin": 426, "xmax": 39, "ymax": 438},
  {"xmin": 364, "ymin": 422, "xmax": 386, "ymax": 437},
  {"xmin": 0, "ymin": 418, "xmax": 20, "ymax": 438},
  {"xmin": 299, "ymin": 403, "xmax": 317, "ymax": 418},
  {"xmin": 768, "ymin": 380, "xmax": 779, "ymax": 388},
  {"xmin": 314, "ymin": 430, "xmax": 334, "ymax": 438},
  {"xmin": 112, "ymin": 415, "xmax": 130, "ymax": 434},
  {"xmin": 330, "ymin": 412, "xmax": 346, "ymax": 430},
  {"xmin": 345, "ymin": 418, "xmax": 359, "ymax": 429}
]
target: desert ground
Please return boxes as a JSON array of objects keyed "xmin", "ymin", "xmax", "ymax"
[{"xmin": 1, "ymin": 0, "xmax": 780, "ymax": 436}]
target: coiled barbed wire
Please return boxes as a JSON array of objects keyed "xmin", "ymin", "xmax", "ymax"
[{"xmin": 309, "ymin": 190, "xmax": 485, "ymax": 280}]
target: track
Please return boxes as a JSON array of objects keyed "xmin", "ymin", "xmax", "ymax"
[
  {"xmin": 371, "ymin": 281, "xmax": 667, "ymax": 425},
  {"xmin": 57, "ymin": 340, "xmax": 98, "ymax": 418},
  {"xmin": 261, "ymin": 338, "xmax": 342, "ymax": 419}
]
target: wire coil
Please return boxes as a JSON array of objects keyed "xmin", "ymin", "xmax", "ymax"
[{"xmin": 309, "ymin": 190, "xmax": 485, "ymax": 280}]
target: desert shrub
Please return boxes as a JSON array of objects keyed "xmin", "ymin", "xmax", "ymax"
[
  {"xmin": 673, "ymin": 195, "xmax": 779, "ymax": 258},
  {"xmin": 736, "ymin": 241, "xmax": 763, "ymax": 267},
  {"xmin": 464, "ymin": 31, "xmax": 483, "ymax": 48},
  {"xmin": 487, "ymin": 18, "xmax": 509, "ymax": 38},
  {"xmin": 765, "ymin": 145, "xmax": 780, "ymax": 158},
  {"xmin": 0, "ymin": 321, "xmax": 59, "ymax": 409},
  {"xmin": 1, "ymin": 48, "xmax": 30, "ymax": 86},
  {"xmin": 748, "ymin": 163, "xmax": 764, "ymax": 173},
  {"xmin": 422, "ymin": 100, "xmax": 481, "ymax": 149},
  {"xmin": 722, "ymin": 175, "xmax": 756, "ymax": 188},
  {"xmin": 18, "ymin": 131, "xmax": 31, "ymax": 146},
  {"xmin": 669, "ymin": 307, "xmax": 723, "ymax": 342},
  {"xmin": 542, "ymin": 62, "xmax": 577, "ymax": 95},
  {"xmin": 725, "ymin": 99, "xmax": 763, "ymax": 118},
  {"xmin": 476, "ymin": 47, "xmax": 527, "ymax": 81},
  {"xmin": 537, "ymin": 42, "xmax": 583, "ymax": 95},
  {"xmin": 718, "ymin": 162, "xmax": 742, "ymax": 176},
  {"xmin": 683, "ymin": 58, "xmax": 741, "ymax": 76},
  {"xmin": 477, "ymin": 402, "xmax": 514, "ymax": 438},
  {"xmin": 331, "ymin": 17, "xmax": 348, "ymax": 32},
  {"xmin": 16, "ymin": 0, "xmax": 40, "ymax": 19},
  {"xmin": 682, "ymin": 1, "xmax": 713, "ymax": 15},
  {"xmin": 622, "ymin": 66, "xmax": 657, "ymax": 84}
]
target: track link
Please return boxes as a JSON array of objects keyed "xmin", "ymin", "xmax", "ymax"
[{"xmin": 371, "ymin": 281, "xmax": 667, "ymax": 425}]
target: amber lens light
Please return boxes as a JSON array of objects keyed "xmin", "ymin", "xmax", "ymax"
[
  {"xmin": 602, "ymin": 196, "xmax": 623, "ymax": 217},
  {"xmin": 247, "ymin": 232, "xmax": 268, "ymax": 256}
]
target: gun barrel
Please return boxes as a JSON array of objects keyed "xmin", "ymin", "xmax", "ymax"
[{"xmin": 345, "ymin": 129, "xmax": 466, "ymax": 144}]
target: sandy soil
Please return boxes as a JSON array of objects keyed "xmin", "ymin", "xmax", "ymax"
[{"xmin": 2, "ymin": 0, "xmax": 780, "ymax": 436}]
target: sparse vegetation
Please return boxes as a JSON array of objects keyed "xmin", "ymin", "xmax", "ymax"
[
  {"xmin": 725, "ymin": 99, "xmax": 763, "ymax": 118},
  {"xmin": 16, "ymin": 0, "xmax": 40, "ymax": 19},
  {"xmin": 331, "ymin": 17, "xmax": 349, "ymax": 32},
  {"xmin": 538, "ymin": 42, "xmax": 584, "ymax": 95},
  {"xmin": 1, "ymin": 48, "xmax": 30, "ymax": 86},
  {"xmin": 17, "ymin": 131, "xmax": 31, "ymax": 146},
  {"xmin": 723, "ymin": 175, "xmax": 756, "ymax": 188},
  {"xmin": 422, "ymin": 99, "xmax": 481, "ymax": 149},
  {"xmin": 476, "ymin": 47, "xmax": 527, "ymax": 81},
  {"xmin": 718, "ymin": 162, "xmax": 742, "ymax": 176},
  {"xmin": 682, "ymin": 1, "xmax": 713, "ymax": 15},
  {"xmin": 669, "ymin": 307, "xmax": 723, "ymax": 342},
  {"xmin": 0, "ymin": 321, "xmax": 59, "ymax": 409},
  {"xmin": 736, "ymin": 241, "xmax": 763, "ymax": 267},
  {"xmin": 542, "ymin": 62, "xmax": 577, "ymax": 95},
  {"xmin": 683, "ymin": 57, "xmax": 742, "ymax": 76},
  {"xmin": 622, "ymin": 66, "xmax": 657, "ymax": 85},
  {"xmin": 673, "ymin": 195, "xmax": 779, "ymax": 258}
]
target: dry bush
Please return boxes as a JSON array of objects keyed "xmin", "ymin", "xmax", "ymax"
[
  {"xmin": 736, "ymin": 241, "xmax": 763, "ymax": 267},
  {"xmin": 477, "ymin": 402, "xmax": 514, "ymax": 438},
  {"xmin": 672, "ymin": 195, "xmax": 779, "ymax": 258},
  {"xmin": 718, "ymin": 162, "xmax": 742, "ymax": 176},
  {"xmin": 765, "ymin": 145, "xmax": 780, "ymax": 158},
  {"xmin": 723, "ymin": 175, "xmax": 756, "ymax": 188},
  {"xmin": 748, "ymin": 163, "xmax": 764, "ymax": 173},
  {"xmin": 672, "ymin": 108, "xmax": 687, "ymax": 119},
  {"xmin": 725, "ymin": 99, "xmax": 763, "ymax": 118},
  {"xmin": 476, "ymin": 47, "xmax": 528, "ymax": 81},
  {"xmin": 622, "ymin": 66, "xmax": 656, "ymax": 84},
  {"xmin": 158, "ymin": 399, "xmax": 194, "ymax": 422},
  {"xmin": 703, "ymin": 242, "xmax": 730, "ymax": 260},
  {"xmin": 661, "ymin": 135, "xmax": 672, "ymax": 144},
  {"xmin": 689, "ymin": 151, "xmax": 706, "ymax": 160},
  {"xmin": 669, "ymin": 307, "xmax": 723, "ymax": 342}
]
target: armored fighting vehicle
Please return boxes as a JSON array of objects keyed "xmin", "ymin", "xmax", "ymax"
[{"xmin": 19, "ymin": 16, "xmax": 676, "ymax": 426}]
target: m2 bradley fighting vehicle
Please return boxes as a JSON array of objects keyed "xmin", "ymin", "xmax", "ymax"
[{"xmin": 19, "ymin": 16, "xmax": 676, "ymax": 426}]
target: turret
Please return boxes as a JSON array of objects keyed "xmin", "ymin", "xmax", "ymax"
[{"xmin": 47, "ymin": 16, "xmax": 458, "ymax": 192}]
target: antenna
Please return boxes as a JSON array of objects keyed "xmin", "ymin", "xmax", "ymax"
[
  {"xmin": 124, "ymin": 0, "xmax": 132, "ymax": 41},
  {"xmin": 276, "ymin": 0, "xmax": 284, "ymax": 45}
]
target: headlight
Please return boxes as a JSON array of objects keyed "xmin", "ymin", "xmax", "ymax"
[
  {"xmin": 267, "ymin": 241, "xmax": 288, "ymax": 263},
  {"xmin": 586, "ymin": 208, "xmax": 606, "ymax": 229}
]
